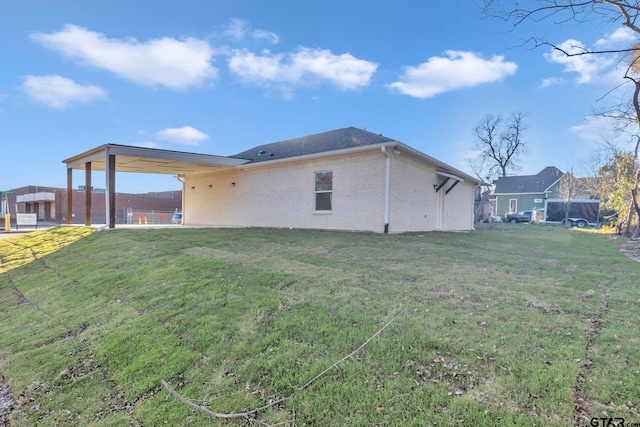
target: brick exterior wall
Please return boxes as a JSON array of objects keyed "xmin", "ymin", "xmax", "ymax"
[
  {"xmin": 184, "ymin": 151, "xmax": 386, "ymax": 232},
  {"xmin": 388, "ymin": 154, "xmax": 475, "ymax": 232},
  {"xmin": 183, "ymin": 149, "xmax": 476, "ymax": 233}
]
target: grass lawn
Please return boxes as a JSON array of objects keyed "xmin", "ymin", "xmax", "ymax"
[{"xmin": 0, "ymin": 224, "xmax": 639, "ymax": 426}]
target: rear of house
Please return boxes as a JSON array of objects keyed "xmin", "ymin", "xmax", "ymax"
[
  {"xmin": 183, "ymin": 128, "xmax": 478, "ymax": 233},
  {"xmin": 62, "ymin": 127, "xmax": 479, "ymax": 233}
]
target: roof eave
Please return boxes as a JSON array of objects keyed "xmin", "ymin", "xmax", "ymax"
[
  {"xmin": 62, "ymin": 144, "xmax": 109, "ymax": 168},
  {"xmin": 235, "ymin": 142, "xmax": 394, "ymax": 169},
  {"xmin": 544, "ymin": 176, "xmax": 564, "ymax": 192},
  {"xmin": 63, "ymin": 144, "xmax": 249, "ymax": 170},
  {"xmin": 494, "ymin": 191, "xmax": 548, "ymax": 196},
  {"xmin": 394, "ymin": 143, "xmax": 481, "ymax": 184},
  {"xmin": 237, "ymin": 141, "xmax": 481, "ymax": 184}
]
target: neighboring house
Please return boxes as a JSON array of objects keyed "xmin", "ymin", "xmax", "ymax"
[
  {"xmin": 63, "ymin": 127, "xmax": 481, "ymax": 233},
  {"xmin": 493, "ymin": 166, "xmax": 598, "ymax": 223},
  {"xmin": 493, "ymin": 166, "xmax": 565, "ymax": 216}
]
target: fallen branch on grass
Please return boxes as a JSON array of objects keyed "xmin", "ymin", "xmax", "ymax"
[
  {"xmin": 297, "ymin": 310, "xmax": 407, "ymax": 391},
  {"xmin": 161, "ymin": 380, "xmax": 288, "ymax": 421},
  {"xmin": 162, "ymin": 310, "xmax": 408, "ymax": 422}
]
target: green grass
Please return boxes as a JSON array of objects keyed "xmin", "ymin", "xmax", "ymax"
[{"xmin": 0, "ymin": 224, "xmax": 639, "ymax": 425}]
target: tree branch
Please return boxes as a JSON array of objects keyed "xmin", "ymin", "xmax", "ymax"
[
  {"xmin": 162, "ymin": 310, "xmax": 408, "ymax": 422},
  {"xmin": 161, "ymin": 380, "xmax": 261, "ymax": 420},
  {"xmin": 298, "ymin": 310, "xmax": 407, "ymax": 391}
]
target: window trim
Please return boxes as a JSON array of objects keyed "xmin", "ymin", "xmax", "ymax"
[
  {"xmin": 314, "ymin": 170, "xmax": 333, "ymax": 213},
  {"xmin": 509, "ymin": 198, "xmax": 517, "ymax": 213}
]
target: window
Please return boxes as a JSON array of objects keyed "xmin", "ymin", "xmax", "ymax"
[
  {"xmin": 315, "ymin": 171, "xmax": 332, "ymax": 211},
  {"xmin": 509, "ymin": 199, "xmax": 517, "ymax": 213}
]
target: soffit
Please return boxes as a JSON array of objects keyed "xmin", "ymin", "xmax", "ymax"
[{"xmin": 62, "ymin": 144, "xmax": 248, "ymax": 175}]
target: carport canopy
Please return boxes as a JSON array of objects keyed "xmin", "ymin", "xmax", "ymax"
[{"xmin": 62, "ymin": 144, "xmax": 249, "ymax": 228}]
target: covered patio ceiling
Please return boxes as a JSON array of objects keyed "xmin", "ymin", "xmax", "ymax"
[
  {"xmin": 62, "ymin": 144, "xmax": 248, "ymax": 175},
  {"xmin": 62, "ymin": 144, "xmax": 250, "ymax": 229}
]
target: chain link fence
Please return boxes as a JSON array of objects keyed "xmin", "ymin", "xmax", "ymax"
[{"xmin": 123, "ymin": 209, "xmax": 178, "ymax": 225}]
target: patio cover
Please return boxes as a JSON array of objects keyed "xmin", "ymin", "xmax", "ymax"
[{"xmin": 62, "ymin": 144, "xmax": 248, "ymax": 228}]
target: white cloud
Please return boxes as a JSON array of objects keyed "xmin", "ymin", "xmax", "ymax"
[
  {"xmin": 228, "ymin": 47, "xmax": 377, "ymax": 95},
  {"xmin": 545, "ymin": 27, "xmax": 637, "ymax": 84},
  {"xmin": 595, "ymin": 27, "xmax": 636, "ymax": 47},
  {"xmin": 386, "ymin": 51, "xmax": 517, "ymax": 99},
  {"xmin": 544, "ymin": 39, "xmax": 612, "ymax": 84},
  {"xmin": 224, "ymin": 19, "xmax": 247, "ymax": 40},
  {"xmin": 22, "ymin": 74, "xmax": 106, "ymax": 108},
  {"xmin": 155, "ymin": 126, "xmax": 209, "ymax": 145},
  {"xmin": 224, "ymin": 19, "xmax": 279, "ymax": 45},
  {"xmin": 569, "ymin": 115, "xmax": 628, "ymax": 144},
  {"xmin": 540, "ymin": 77, "xmax": 565, "ymax": 88},
  {"xmin": 569, "ymin": 116, "xmax": 605, "ymax": 141},
  {"xmin": 31, "ymin": 24, "xmax": 218, "ymax": 90},
  {"xmin": 252, "ymin": 29, "xmax": 279, "ymax": 45}
]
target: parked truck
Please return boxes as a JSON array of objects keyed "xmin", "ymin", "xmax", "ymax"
[
  {"xmin": 504, "ymin": 210, "xmax": 533, "ymax": 223},
  {"xmin": 543, "ymin": 199, "xmax": 600, "ymax": 227}
]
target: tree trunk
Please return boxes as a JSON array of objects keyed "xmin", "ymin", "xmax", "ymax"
[
  {"xmin": 624, "ymin": 203, "xmax": 634, "ymax": 237},
  {"xmin": 564, "ymin": 201, "xmax": 571, "ymax": 227},
  {"xmin": 631, "ymin": 185, "xmax": 640, "ymax": 239}
]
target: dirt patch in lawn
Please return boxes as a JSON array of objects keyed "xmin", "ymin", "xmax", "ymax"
[
  {"xmin": 573, "ymin": 280, "xmax": 611, "ymax": 427},
  {"xmin": 0, "ymin": 374, "xmax": 14, "ymax": 426},
  {"xmin": 617, "ymin": 237, "xmax": 640, "ymax": 263}
]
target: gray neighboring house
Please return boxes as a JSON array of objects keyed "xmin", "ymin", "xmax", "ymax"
[{"xmin": 493, "ymin": 167, "xmax": 565, "ymax": 216}]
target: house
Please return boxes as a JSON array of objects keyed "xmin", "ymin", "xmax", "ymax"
[
  {"xmin": 493, "ymin": 166, "xmax": 564, "ymax": 216},
  {"xmin": 63, "ymin": 127, "xmax": 481, "ymax": 233},
  {"xmin": 493, "ymin": 166, "xmax": 598, "ymax": 223}
]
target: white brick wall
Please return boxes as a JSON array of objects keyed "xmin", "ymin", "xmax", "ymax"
[
  {"xmin": 388, "ymin": 154, "xmax": 439, "ymax": 232},
  {"xmin": 184, "ymin": 151, "xmax": 386, "ymax": 232},
  {"xmin": 386, "ymin": 154, "xmax": 474, "ymax": 232},
  {"xmin": 183, "ymin": 148, "xmax": 475, "ymax": 233}
]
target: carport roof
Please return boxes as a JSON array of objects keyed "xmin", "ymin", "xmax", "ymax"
[{"xmin": 62, "ymin": 144, "xmax": 248, "ymax": 175}]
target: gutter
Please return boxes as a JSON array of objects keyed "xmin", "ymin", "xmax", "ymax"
[{"xmin": 381, "ymin": 146, "xmax": 391, "ymax": 234}]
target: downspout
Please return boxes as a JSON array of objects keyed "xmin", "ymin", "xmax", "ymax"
[
  {"xmin": 473, "ymin": 183, "xmax": 480, "ymax": 230},
  {"xmin": 173, "ymin": 175, "xmax": 185, "ymax": 223},
  {"xmin": 381, "ymin": 146, "xmax": 391, "ymax": 233}
]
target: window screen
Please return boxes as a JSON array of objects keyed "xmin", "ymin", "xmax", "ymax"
[{"xmin": 315, "ymin": 171, "xmax": 332, "ymax": 211}]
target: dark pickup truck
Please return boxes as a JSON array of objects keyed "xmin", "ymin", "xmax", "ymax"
[{"xmin": 504, "ymin": 210, "xmax": 532, "ymax": 223}]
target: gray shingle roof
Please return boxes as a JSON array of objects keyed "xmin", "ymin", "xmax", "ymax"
[
  {"xmin": 230, "ymin": 127, "xmax": 396, "ymax": 163},
  {"xmin": 493, "ymin": 166, "xmax": 564, "ymax": 194}
]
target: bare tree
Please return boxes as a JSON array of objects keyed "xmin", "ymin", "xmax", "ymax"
[
  {"xmin": 472, "ymin": 111, "xmax": 528, "ymax": 181},
  {"xmin": 483, "ymin": 0, "xmax": 640, "ymax": 236},
  {"xmin": 557, "ymin": 169, "xmax": 580, "ymax": 226}
]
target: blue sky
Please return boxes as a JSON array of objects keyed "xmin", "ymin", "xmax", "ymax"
[{"xmin": 1, "ymin": 0, "xmax": 636, "ymax": 193}]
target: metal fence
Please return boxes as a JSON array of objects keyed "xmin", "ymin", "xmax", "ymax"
[{"xmin": 122, "ymin": 209, "xmax": 178, "ymax": 225}]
